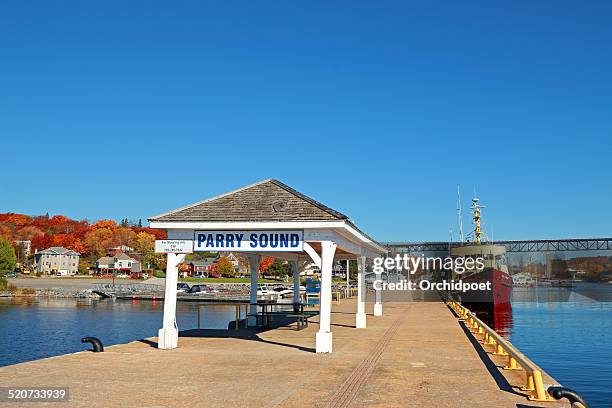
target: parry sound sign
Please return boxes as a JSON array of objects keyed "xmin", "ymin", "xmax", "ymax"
[{"xmin": 194, "ymin": 231, "xmax": 304, "ymax": 252}]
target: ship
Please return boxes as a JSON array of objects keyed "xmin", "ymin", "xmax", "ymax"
[{"xmin": 450, "ymin": 197, "xmax": 513, "ymax": 329}]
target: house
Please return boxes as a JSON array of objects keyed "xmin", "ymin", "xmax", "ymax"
[
  {"xmin": 225, "ymin": 252, "xmax": 248, "ymax": 274},
  {"xmin": 96, "ymin": 253, "xmax": 141, "ymax": 275},
  {"xmin": 108, "ymin": 245, "xmax": 135, "ymax": 254},
  {"xmin": 35, "ymin": 247, "xmax": 80, "ymax": 275},
  {"xmin": 332, "ymin": 261, "xmax": 346, "ymax": 277},
  {"xmin": 186, "ymin": 258, "xmax": 217, "ymax": 278}
]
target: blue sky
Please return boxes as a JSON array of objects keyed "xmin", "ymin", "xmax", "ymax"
[{"xmin": 1, "ymin": 1, "xmax": 611, "ymax": 242}]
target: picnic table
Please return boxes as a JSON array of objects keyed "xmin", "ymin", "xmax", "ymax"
[{"xmin": 247, "ymin": 301, "xmax": 317, "ymax": 330}]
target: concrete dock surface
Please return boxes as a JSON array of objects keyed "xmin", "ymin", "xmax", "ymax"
[{"xmin": 0, "ymin": 299, "xmax": 569, "ymax": 408}]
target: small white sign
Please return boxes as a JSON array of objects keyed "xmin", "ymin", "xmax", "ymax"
[
  {"xmin": 154, "ymin": 240, "xmax": 194, "ymax": 254},
  {"xmin": 194, "ymin": 230, "xmax": 304, "ymax": 252}
]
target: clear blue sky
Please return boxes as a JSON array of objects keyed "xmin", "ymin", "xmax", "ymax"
[{"xmin": 1, "ymin": 1, "xmax": 611, "ymax": 242}]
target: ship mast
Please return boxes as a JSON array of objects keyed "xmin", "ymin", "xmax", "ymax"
[
  {"xmin": 471, "ymin": 198, "xmax": 485, "ymax": 244},
  {"xmin": 457, "ymin": 186, "xmax": 464, "ymax": 243}
]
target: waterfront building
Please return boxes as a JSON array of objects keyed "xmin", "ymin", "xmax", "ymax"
[
  {"xmin": 34, "ymin": 247, "xmax": 80, "ymax": 275},
  {"xmin": 96, "ymin": 252, "xmax": 141, "ymax": 274},
  {"xmin": 185, "ymin": 258, "xmax": 217, "ymax": 277}
]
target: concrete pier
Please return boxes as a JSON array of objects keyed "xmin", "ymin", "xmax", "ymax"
[{"xmin": 0, "ymin": 299, "xmax": 569, "ymax": 408}]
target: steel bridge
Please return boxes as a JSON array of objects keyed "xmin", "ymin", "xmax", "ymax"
[{"xmin": 383, "ymin": 238, "xmax": 612, "ymax": 253}]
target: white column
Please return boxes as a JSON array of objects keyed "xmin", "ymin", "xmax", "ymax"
[
  {"xmin": 356, "ymin": 255, "xmax": 367, "ymax": 328},
  {"xmin": 158, "ymin": 252, "xmax": 186, "ymax": 349},
  {"xmin": 291, "ymin": 260, "xmax": 300, "ymax": 306},
  {"xmin": 346, "ymin": 260, "xmax": 350, "ymax": 285},
  {"xmin": 247, "ymin": 254, "xmax": 261, "ymax": 326},
  {"xmin": 374, "ymin": 270, "xmax": 383, "ymax": 316},
  {"xmin": 316, "ymin": 241, "xmax": 336, "ymax": 353}
]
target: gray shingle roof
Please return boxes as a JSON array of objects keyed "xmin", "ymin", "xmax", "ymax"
[
  {"xmin": 38, "ymin": 247, "xmax": 80, "ymax": 256},
  {"xmin": 98, "ymin": 253, "xmax": 139, "ymax": 263},
  {"xmin": 148, "ymin": 179, "xmax": 349, "ymax": 222}
]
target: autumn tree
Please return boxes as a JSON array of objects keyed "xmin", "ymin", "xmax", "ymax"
[
  {"xmin": 0, "ymin": 225, "xmax": 13, "ymax": 241},
  {"xmin": 215, "ymin": 256, "xmax": 236, "ymax": 277},
  {"xmin": 91, "ymin": 220, "xmax": 117, "ymax": 230},
  {"xmin": 0, "ymin": 237, "xmax": 17, "ymax": 276},
  {"xmin": 16, "ymin": 226, "xmax": 44, "ymax": 241},
  {"xmin": 113, "ymin": 227, "xmax": 136, "ymax": 248},
  {"xmin": 134, "ymin": 232, "xmax": 155, "ymax": 256},
  {"xmin": 85, "ymin": 228, "xmax": 114, "ymax": 258},
  {"xmin": 134, "ymin": 232, "xmax": 159, "ymax": 268},
  {"xmin": 258, "ymin": 257, "xmax": 275, "ymax": 274},
  {"xmin": 51, "ymin": 234, "xmax": 87, "ymax": 255}
]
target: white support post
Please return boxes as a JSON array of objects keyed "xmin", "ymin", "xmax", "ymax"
[
  {"xmin": 247, "ymin": 254, "xmax": 261, "ymax": 327},
  {"xmin": 158, "ymin": 252, "xmax": 187, "ymax": 349},
  {"xmin": 356, "ymin": 255, "xmax": 367, "ymax": 328},
  {"xmin": 291, "ymin": 260, "xmax": 300, "ymax": 307},
  {"xmin": 374, "ymin": 270, "xmax": 383, "ymax": 316},
  {"xmin": 316, "ymin": 241, "xmax": 336, "ymax": 353},
  {"xmin": 346, "ymin": 259, "xmax": 350, "ymax": 285}
]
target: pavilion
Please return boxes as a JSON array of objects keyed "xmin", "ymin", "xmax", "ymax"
[{"xmin": 148, "ymin": 179, "xmax": 386, "ymax": 353}]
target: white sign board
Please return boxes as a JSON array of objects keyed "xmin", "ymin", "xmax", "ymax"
[
  {"xmin": 154, "ymin": 240, "xmax": 194, "ymax": 254},
  {"xmin": 194, "ymin": 230, "xmax": 304, "ymax": 252}
]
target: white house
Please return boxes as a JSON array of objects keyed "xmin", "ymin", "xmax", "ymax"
[{"xmin": 97, "ymin": 252, "xmax": 141, "ymax": 274}]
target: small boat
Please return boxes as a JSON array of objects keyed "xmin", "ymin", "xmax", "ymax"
[
  {"xmin": 273, "ymin": 286, "xmax": 294, "ymax": 297},
  {"xmin": 512, "ymin": 273, "xmax": 535, "ymax": 287},
  {"xmin": 256, "ymin": 284, "xmax": 277, "ymax": 297}
]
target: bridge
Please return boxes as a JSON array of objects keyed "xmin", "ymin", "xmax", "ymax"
[{"xmin": 383, "ymin": 237, "xmax": 612, "ymax": 253}]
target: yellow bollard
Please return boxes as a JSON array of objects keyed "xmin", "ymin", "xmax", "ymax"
[
  {"xmin": 493, "ymin": 344, "xmax": 507, "ymax": 355},
  {"xmin": 528, "ymin": 370, "xmax": 550, "ymax": 401},
  {"xmin": 504, "ymin": 355, "xmax": 520, "ymax": 370},
  {"xmin": 522, "ymin": 373, "xmax": 535, "ymax": 391}
]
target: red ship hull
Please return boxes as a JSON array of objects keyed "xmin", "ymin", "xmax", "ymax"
[
  {"xmin": 455, "ymin": 268, "xmax": 513, "ymax": 331},
  {"xmin": 457, "ymin": 267, "xmax": 513, "ymax": 304}
]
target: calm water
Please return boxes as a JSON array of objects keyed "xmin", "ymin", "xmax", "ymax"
[
  {"xmin": 0, "ymin": 298, "xmax": 239, "ymax": 367},
  {"xmin": 503, "ymin": 284, "xmax": 612, "ymax": 408},
  {"xmin": 1, "ymin": 284, "xmax": 611, "ymax": 407}
]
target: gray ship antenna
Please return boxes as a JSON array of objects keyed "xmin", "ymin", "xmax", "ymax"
[{"xmin": 457, "ymin": 186, "xmax": 464, "ymax": 243}]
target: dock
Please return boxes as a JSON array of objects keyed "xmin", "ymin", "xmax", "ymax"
[{"xmin": 0, "ymin": 298, "xmax": 569, "ymax": 408}]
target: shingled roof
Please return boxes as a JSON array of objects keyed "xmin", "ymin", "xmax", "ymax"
[{"xmin": 149, "ymin": 179, "xmax": 349, "ymax": 222}]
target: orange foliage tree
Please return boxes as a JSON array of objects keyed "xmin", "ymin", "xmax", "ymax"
[{"xmin": 258, "ymin": 257, "xmax": 275, "ymax": 274}]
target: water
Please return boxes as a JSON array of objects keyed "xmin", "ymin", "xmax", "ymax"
[
  {"xmin": 503, "ymin": 283, "xmax": 612, "ymax": 408},
  {"xmin": 0, "ymin": 298, "xmax": 238, "ymax": 367},
  {"xmin": 1, "ymin": 286, "xmax": 611, "ymax": 406}
]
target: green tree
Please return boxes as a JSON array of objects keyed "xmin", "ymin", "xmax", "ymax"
[
  {"xmin": 348, "ymin": 259, "xmax": 358, "ymax": 282},
  {"xmin": 0, "ymin": 237, "xmax": 17, "ymax": 276},
  {"xmin": 266, "ymin": 259, "xmax": 289, "ymax": 279}
]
